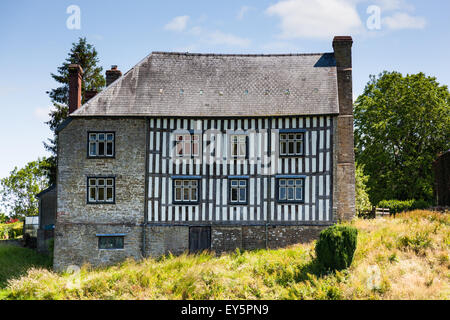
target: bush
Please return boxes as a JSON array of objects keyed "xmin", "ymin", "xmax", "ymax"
[
  {"xmin": 315, "ymin": 225, "xmax": 358, "ymax": 271},
  {"xmin": 0, "ymin": 222, "xmax": 23, "ymax": 240},
  {"xmin": 378, "ymin": 199, "xmax": 430, "ymax": 214}
]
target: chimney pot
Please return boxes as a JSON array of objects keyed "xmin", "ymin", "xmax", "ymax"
[
  {"xmin": 106, "ymin": 65, "xmax": 122, "ymax": 86},
  {"xmin": 68, "ymin": 64, "xmax": 83, "ymax": 114}
]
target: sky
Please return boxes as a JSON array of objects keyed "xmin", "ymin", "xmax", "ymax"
[{"xmin": 0, "ymin": 0, "xmax": 449, "ymax": 180}]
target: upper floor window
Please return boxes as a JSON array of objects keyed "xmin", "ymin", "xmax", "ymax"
[
  {"xmin": 279, "ymin": 130, "xmax": 304, "ymax": 157},
  {"xmin": 229, "ymin": 178, "xmax": 248, "ymax": 205},
  {"xmin": 277, "ymin": 177, "xmax": 304, "ymax": 203},
  {"xmin": 173, "ymin": 178, "xmax": 200, "ymax": 204},
  {"xmin": 175, "ymin": 133, "xmax": 200, "ymax": 157},
  {"xmin": 230, "ymin": 135, "xmax": 247, "ymax": 158},
  {"xmin": 88, "ymin": 177, "xmax": 115, "ymax": 204},
  {"xmin": 88, "ymin": 132, "xmax": 115, "ymax": 157}
]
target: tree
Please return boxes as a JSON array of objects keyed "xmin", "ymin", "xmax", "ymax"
[
  {"xmin": 354, "ymin": 71, "xmax": 450, "ymax": 204},
  {"xmin": 355, "ymin": 162, "xmax": 371, "ymax": 215},
  {"xmin": 44, "ymin": 38, "xmax": 105, "ymax": 184},
  {"xmin": 0, "ymin": 159, "xmax": 50, "ymax": 219}
]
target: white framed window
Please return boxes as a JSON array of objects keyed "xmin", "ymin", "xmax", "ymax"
[
  {"xmin": 88, "ymin": 132, "xmax": 114, "ymax": 157},
  {"xmin": 280, "ymin": 132, "xmax": 303, "ymax": 156},
  {"xmin": 230, "ymin": 135, "xmax": 247, "ymax": 158},
  {"xmin": 278, "ymin": 178, "xmax": 304, "ymax": 203},
  {"xmin": 229, "ymin": 179, "xmax": 248, "ymax": 204},
  {"xmin": 175, "ymin": 133, "xmax": 200, "ymax": 157},
  {"xmin": 173, "ymin": 179, "xmax": 199, "ymax": 204},
  {"xmin": 88, "ymin": 177, "xmax": 115, "ymax": 203}
]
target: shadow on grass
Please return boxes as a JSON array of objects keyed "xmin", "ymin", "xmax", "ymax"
[{"xmin": 0, "ymin": 244, "xmax": 52, "ymax": 288}]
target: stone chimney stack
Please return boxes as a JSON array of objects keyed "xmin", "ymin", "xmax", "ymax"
[
  {"xmin": 106, "ymin": 65, "xmax": 122, "ymax": 86},
  {"xmin": 68, "ymin": 64, "xmax": 83, "ymax": 114},
  {"xmin": 332, "ymin": 36, "xmax": 355, "ymax": 222}
]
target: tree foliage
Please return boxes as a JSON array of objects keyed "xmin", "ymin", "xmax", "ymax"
[
  {"xmin": 0, "ymin": 159, "xmax": 50, "ymax": 219},
  {"xmin": 355, "ymin": 162, "xmax": 371, "ymax": 214},
  {"xmin": 44, "ymin": 38, "xmax": 105, "ymax": 184},
  {"xmin": 354, "ymin": 71, "xmax": 450, "ymax": 204}
]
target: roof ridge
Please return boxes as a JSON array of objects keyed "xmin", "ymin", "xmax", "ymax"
[{"xmin": 151, "ymin": 51, "xmax": 333, "ymax": 57}]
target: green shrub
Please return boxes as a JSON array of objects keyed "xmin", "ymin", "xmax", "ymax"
[
  {"xmin": 315, "ymin": 225, "xmax": 358, "ymax": 271},
  {"xmin": 377, "ymin": 199, "xmax": 430, "ymax": 214},
  {"xmin": 0, "ymin": 222, "xmax": 23, "ymax": 240}
]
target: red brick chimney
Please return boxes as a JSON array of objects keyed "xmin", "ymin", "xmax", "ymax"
[
  {"xmin": 68, "ymin": 64, "xmax": 83, "ymax": 114},
  {"xmin": 84, "ymin": 90, "xmax": 98, "ymax": 102},
  {"xmin": 106, "ymin": 65, "xmax": 122, "ymax": 86}
]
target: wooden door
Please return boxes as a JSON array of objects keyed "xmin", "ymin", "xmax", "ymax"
[{"xmin": 189, "ymin": 227, "xmax": 211, "ymax": 253}]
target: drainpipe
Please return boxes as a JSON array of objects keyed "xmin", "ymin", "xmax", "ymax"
[{"xmin": 142, "ymin": 117, "xmax": 150, "ymax": 257}]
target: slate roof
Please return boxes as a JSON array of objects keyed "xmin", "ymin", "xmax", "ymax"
[{"xmin": 72, "ymin": 52, "xmax": 339, "ymax": 117}]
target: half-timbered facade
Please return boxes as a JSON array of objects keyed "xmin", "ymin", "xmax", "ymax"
[{"xmin": 53, "ymin": 36, "xmax": 355, "ymax": 271}]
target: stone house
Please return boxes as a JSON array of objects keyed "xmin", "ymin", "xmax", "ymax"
[{"xmin": 53, "ymin": 36, "xmax": 355, "ymax": 271}]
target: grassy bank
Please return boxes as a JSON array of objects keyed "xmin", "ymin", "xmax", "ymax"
[
  {"xmin": 0, "ymin": 245, "xmax": 52, "ymax": 289},
  {"xmin": 1, "ymin": 210, "xmax": 449, "ymax": 300}
]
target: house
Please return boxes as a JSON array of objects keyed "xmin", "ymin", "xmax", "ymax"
[
  {"xmin": 53, "ymin": 36, "xmax": 355, "ymax": 271},
  {"xmin": 35, "ymin": 184, "xmax": 56, "ymax": 253}
]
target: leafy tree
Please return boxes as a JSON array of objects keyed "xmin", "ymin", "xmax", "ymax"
[
  {"xmin": 355, "ymin": 162, "xmax": 371, "ymax": 215},
  {"xmin": 0, "ymin": 159, "xmax": 50, "ymax": 219},
  {"xmin": 354, "ymin": 71, "xmax": 450, "ymax": 204},
  {"xmin": 44, "ymin": 38, "xmax": 105, "ymax": 184}
]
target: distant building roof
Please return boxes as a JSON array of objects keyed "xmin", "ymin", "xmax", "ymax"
[
  {"xmin": 36, "ymin": 184, "xmax": 56, "ymax": 198},
  {"xmin": 71, "ymin": 52, "xmax": 339, "ymax": 117}
]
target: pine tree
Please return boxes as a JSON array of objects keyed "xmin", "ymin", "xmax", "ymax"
[{"xmin": 44, "ymin": 38, "xmax": 105, "ymax": 184}]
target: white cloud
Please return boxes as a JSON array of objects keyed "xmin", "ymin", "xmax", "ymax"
[
  {"xmin": 164, "ymin": 16, "xmax": 190, "ymax": 32},
  {"xmin": 206, "ymin": 31, "xmax": 251, "ymax": 47},
  {"xmin": 34, "ymin": 106, "xmax": 52, "ymax": 121},
  {"xmin": 382, "ymin": 12, "xmax": 426, "ymax": 30},
  {"xmin": 266, "ymin": 0, "xmax": 363, "ymax": 39}
]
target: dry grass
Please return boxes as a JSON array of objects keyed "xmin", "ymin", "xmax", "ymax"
[{"xmin": 1, "ymin": 210, "xmax": 448, "ymax": 300}]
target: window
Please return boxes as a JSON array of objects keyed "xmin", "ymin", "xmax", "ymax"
[
  {"xmin": 229, "ymin": 179, "xmax": 248, "ymax": 205},
  {"xmin": 88, "ymin": 177, "xmax": 115, "ymax": 203},
  {"xmin": 98, "ymin": 235, "xmax": 124, "ymax": 250},
  {"xmin": 278, "ymin": 178, "xmax": 304, "ymax": 203},
  {"xmin": 280, "ymin": 132, "xmax": 304, "ymax": 156},
  {"xmin": 173, "ymin": 179, "xmax": 199, "ymax": 204},
  {"xmin": 88, "ymin": 132, "xmax": 114, "ymax": 157},
  {"xmin": 175, "ymin": 133, "xmax": 200, "ymax": 157},
  {"xmin": 230, "ymin": 135, "xmax": 247, "ymax": 158}
]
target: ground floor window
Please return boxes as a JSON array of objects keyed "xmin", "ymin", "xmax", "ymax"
[
  {"xmin": 229, "ymin": 178, "xmax": 248, "ymax": 205},
  {"xmin": 277, "ymin": 177, "xmax": 305, "ymax": 203},
  {"xmin": 97, "ymin": 235, "xmax": 124, "ymax": 249},
  {"xmin": 88, "ymin": 177, "xmax": 115, "ymax": 203},
  {"xmin": 173, "ymin": 178, "xmax": 200, "ymax": 204}
]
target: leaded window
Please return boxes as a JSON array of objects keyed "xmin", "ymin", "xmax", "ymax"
[
  {"xmin": 88, "ymin": 177, "xmax": 115, "ymax": 203},
  {"xmin": 230, "ymin": 135, "xmax": 247, "ymax": 158},
  {"xmin": 173, "ymin": 179, "xmax": 199, "ymax": 204},
  {"xmin": 229, "ymin": 179, "xmax": 248, "ymax": 204},
  {"xmin": 280, "ymin": 132, "xmax": 303, "ymax": 156},
  {"xmin": 278, "ymin": 178, "xmax": 304, "ymax": 203},
  {"xmin": 89, "ymin": 132, "xmax": 114, "ymax": 157},
  {"xmin": 175, "ymin": 134, "xmax": 200, "ymax": 157}
]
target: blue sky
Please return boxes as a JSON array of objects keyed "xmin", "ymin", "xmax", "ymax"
[{"xmin": 0, "ymin": 0, "xmax": 449, "ymax": 180}]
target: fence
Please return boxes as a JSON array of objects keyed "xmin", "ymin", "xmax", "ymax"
[{"xmin": 358, "ymin": 207, "xmax": 390, "ymax": 219}]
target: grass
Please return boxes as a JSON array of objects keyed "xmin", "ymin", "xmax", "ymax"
[
  {"xmin": 0, "ymin": 210, "xmax": 448, "ymax": 300},
  {"xmin": 0, "ymin": 244, "xmax": 52, "ymax": 289}
]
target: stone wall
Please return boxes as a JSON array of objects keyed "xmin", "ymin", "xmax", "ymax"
[
  {"xmin": 146, "ymin": 226, "xmax": 189, "ymax": 257},
  {"xmin": 54, "ymin": 117, "xmax": 146, "ymax": 271}
]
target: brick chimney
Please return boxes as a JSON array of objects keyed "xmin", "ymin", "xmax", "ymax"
[
  {"xmin": 85, "ymin": 90, "xmax": 98, "ymax": 102},
  {"xmin": 106, "ymin": 65, "xmax": 122, "ymax": 86},
  {"xmin": 332, "ymin": 36, "xmax": 355, "ymax": 222},
  {"xmin": 68, "ymin": 64, "xmax": 83, "ymax": 114}
]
